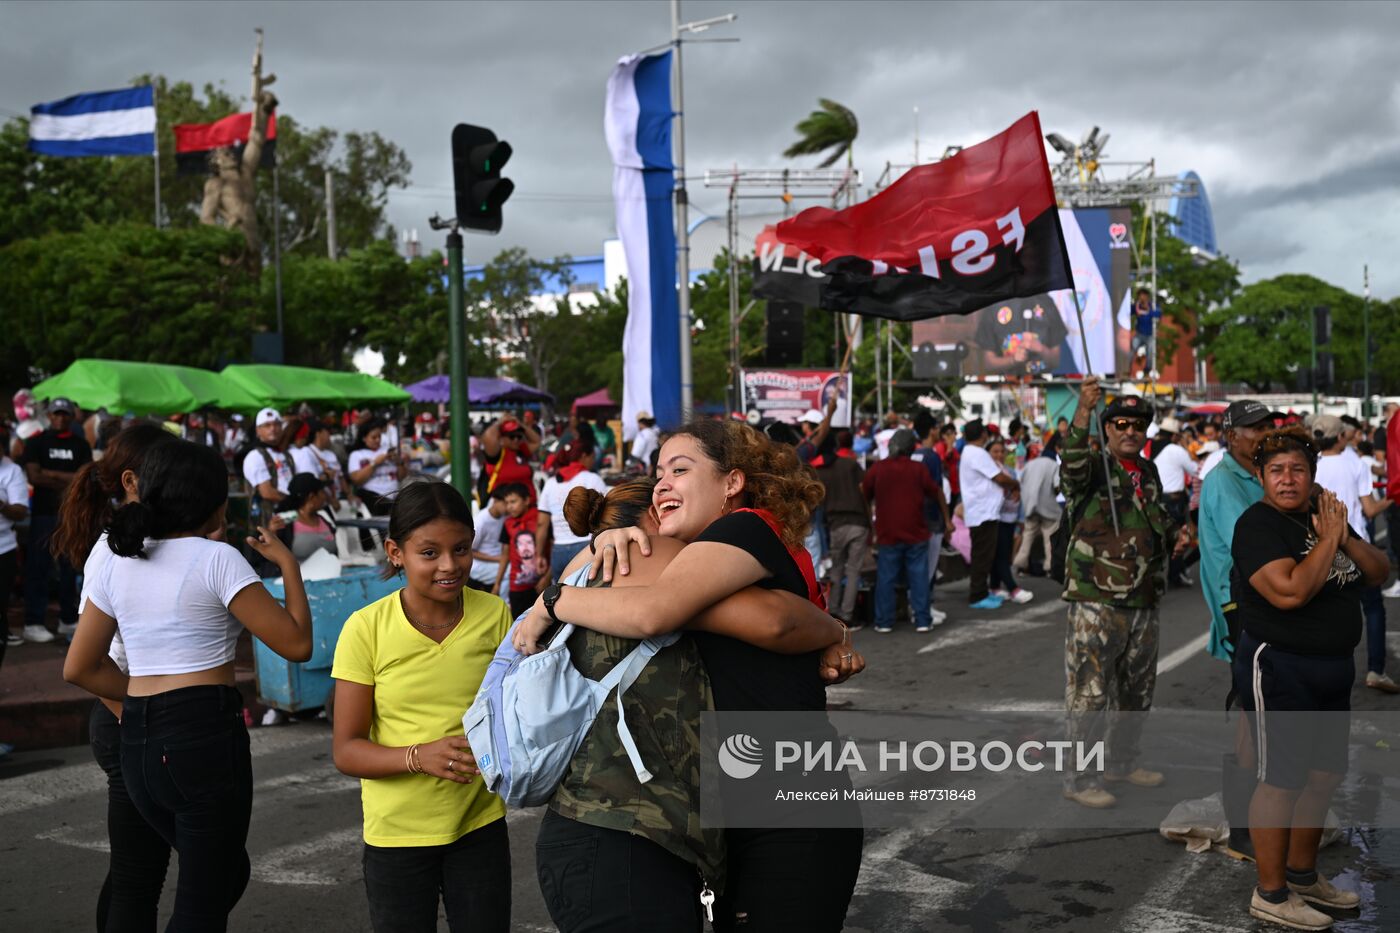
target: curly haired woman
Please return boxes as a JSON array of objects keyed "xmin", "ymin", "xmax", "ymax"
[{"xmin": 515, "ymin": 419, "xmax": 864, "ymax": 932}]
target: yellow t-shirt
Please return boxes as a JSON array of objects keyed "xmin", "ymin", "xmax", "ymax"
[{"xmin": 331, "ymin": 588, "xmax": 511, "ymax": 847}]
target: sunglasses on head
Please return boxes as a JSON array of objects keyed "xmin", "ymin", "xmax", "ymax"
[{"xmin": 1107, "ymin": 418, "xmax": 1149, "ymax": 433}]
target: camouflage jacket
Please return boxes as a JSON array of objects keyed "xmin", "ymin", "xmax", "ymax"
[
  {"xmin": 1060, "ymin": 424, "xmax": 1176, "ymax": 608},
  {"xmin": 549, "ymin": 577, "xmax": 724, "ymax": 887}
]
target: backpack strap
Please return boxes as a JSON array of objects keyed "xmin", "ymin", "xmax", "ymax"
[{"xmin": 596, "ymin": 631, "xmax": 680, "ymax": 784}]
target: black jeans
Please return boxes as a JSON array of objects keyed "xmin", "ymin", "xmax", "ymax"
[
  {"xmin": 363, "ymin": 817, "xmax": 511, "ymax": 933},
  {"xmin": 534, "ymin": 810, "xmax": 702, "ymax": 933},
  {"xmin": 989, "ymin": 520, "xmax": 1019, "ymax": 593},
  {"xmin": 0, "ymin": 548, "xmax": 16, "ymax": 667},
  {"xmin": 121, "ymin": 685, "xmax": 252, "ymax": 933},
  {"xmin": 90, "ymin": 700, "xmax": 171, "ymax": 933},
  {"xmin": 713, "ymin": 826, "xmax": 864, "ymax": 932},
  {"xmin": 23, "ymin": 512, "xmax": 79, "ymax": 628},
  {"xmin": 968, "ymin": 520, "xmax": 999, "ymax": 603}
]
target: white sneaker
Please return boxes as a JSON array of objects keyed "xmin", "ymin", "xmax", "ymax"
[
  {"xmin": 23, "ymin": 625, "xmax": 55, "ymax": 644},
  {"xmin": 930, "ymin": 608, "xmax": 948, "ymax": 625},
  {"xmin": 1383, "ymin": 580, "xmax": 1400, "ymax": 598},
  {"xmin": 5, "ymin": 633, "xmax": 22, "ymax": 648},
  {"xmin": 1008, "ymin": 588, "xmax": 1035, "ymax": 604},
  {"xmin": 57, "ymin": 622, "xmax": 78, "ymax": 641},
  {"xmin": 990, "ymin": 588, "xmax": 1012, "ymax": 600}
]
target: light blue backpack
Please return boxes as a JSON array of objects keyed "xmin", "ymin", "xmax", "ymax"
[{"xmin": 463, "ymin": 566, "xmax": 678, "ymax": 808}]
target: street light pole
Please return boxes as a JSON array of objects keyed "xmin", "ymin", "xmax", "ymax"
[
  {"xmin": 667, "ymin": 3, "xmax": 736, "ymax": 423},
  {"xmin": 671, "ymin": 0, "xmax": 693, "ymax": 422},
  {"xmin": 441, "ymin": 223, "xmax": 470, "ymax": 496},
  {"xmin": 1363, "ymin": 264, "xmax": 1371, "ymax": 416}
]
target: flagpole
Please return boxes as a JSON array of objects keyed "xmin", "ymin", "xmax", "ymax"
[
  {"xmin": 1057, "ymin": 214, "xmax": 1121, "ymax": 536},
  {"xmin": 152, "ymin": 83, "xmax": 162, "ymax": 228}
]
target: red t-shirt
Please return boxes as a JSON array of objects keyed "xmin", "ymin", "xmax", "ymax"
[
  {"xmin": 486, "ymin": 448, "xmax": 535, "ymax": 501},
  {"xmin": 1388, "ymin": 415, "xmax": 1400, "ymax": 501},
  {"xmin": 500, "ymin": 508, "xmax": 542, "ymax": 592},
  {"xmin": 860, "ymin": 456, "xmax": 941, "ymax": 545},
  {"xmin": 936, "ymin": 441, "xmax": 960, "ymax": 496}
]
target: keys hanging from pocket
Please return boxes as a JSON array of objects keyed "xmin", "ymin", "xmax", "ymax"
[{"xmin": 699, "ymin": 883, "xmax": 715, "ymax": 923}]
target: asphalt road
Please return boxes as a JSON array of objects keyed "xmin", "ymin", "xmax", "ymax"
[{"xmin": 2, "ymin": 574, "xmax": 1396, "ymax": 932}]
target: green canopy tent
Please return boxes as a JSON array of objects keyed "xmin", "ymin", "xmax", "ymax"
[
  {"xmin": 219, "ymin": 364, "xmax": 410, "ymax": 410},
  {"xmin": 32, "ymin": 359, "xmax": 261, "ymax": 415}
]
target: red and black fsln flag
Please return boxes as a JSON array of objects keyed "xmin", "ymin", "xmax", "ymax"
[
  {"xmin": 768, "ymin": 111, "xmax": 1070, "ymax": 322},
  {"xmin": 173, "ymin": 112, "xmax": 277, "ymax": 176}
]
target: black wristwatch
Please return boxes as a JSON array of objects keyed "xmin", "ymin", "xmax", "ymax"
[{"xmin": 542, "ymin": 583, "xmax": 565, "ymax": 623}]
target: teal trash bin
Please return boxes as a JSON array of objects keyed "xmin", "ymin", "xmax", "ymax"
[{"xmin": 254, "ymin": 567, "xmax": 401, "ymax": 713}]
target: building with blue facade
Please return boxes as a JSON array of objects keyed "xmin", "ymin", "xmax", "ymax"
[{"xmin": 1167, "ymin": 170, "xmax": 1217, "ymax": 256}]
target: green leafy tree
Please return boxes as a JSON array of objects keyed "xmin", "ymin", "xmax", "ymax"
[
  {"xmin": 782, "ymin": 99, "xmax": 859, "ymax": 168},
  {"xmin": 1198, "ymin": 274, "xmax": 1364, "ymax": 392},
  {"xmin": 468, "ymin": 248, "xmax": 577, "ymax": 404},
  {"xmin": 1126, "ymin": 206, "xmax": 1241, "ymax": 369},
  {"xmin": 0, "ymin": 224, "xmax": 257, "ymax": 380}
]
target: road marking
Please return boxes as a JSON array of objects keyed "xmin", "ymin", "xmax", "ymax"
[
  {"xmin": 252, "ymin": 826, "xmax": 362, "ymax": 886},
  {"xmin": 916, "ymin": 599, "xmax": 1066, "ymax": 654},
  {"xmin": 1158, "ymin": 633, "xmax": 1210, "ymax": 675},
  {"xmin": 36, "ymin": 822, "xmax": 109, "ymax": 853},
  {"xmin": 1113, "ymin": 846, "xmax": 1222, "ymax": 932},
  {"xmin": 0, "ymin": 728, "xmax": 331, "ymax": 819}
]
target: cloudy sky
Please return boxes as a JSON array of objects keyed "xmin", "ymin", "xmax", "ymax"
[{"xmin": 4, "ymin": 0, "xmax": 1398, "ymax": 296}]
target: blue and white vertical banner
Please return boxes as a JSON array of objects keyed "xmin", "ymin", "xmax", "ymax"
[
  {"xmin": 605, "ymin": 52, "xmax": 680, "ymax": 439},
  {"xmin": 28, "ymin": 86, "xmax": 156, "ymax": 158}
]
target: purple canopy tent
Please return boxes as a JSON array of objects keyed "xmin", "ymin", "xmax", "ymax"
[{"xmin": 403, "ymin": 375, "xmax": 554, "ymax": 407}]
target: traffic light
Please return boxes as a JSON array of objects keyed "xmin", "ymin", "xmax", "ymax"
[{"xmin": 452, "ymin": 123, "xmax": 514, "ymax": 233}]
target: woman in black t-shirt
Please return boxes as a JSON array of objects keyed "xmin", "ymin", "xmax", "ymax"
[
  {"xmin": 514, "ymin": 419, "xmax": 865, "ymax": 932},
  {"xmin": 1229, "ymin": 428, "xmax": 1387, "ymax": 929}
]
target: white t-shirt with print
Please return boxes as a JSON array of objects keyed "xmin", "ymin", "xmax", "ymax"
[
  {"xmin": 242, "ymin": 447, "xmax": 293, "ymax": 496},
  {"xmin": 349, "ymin": 448, "xmax": 400, "ymax": 497}
]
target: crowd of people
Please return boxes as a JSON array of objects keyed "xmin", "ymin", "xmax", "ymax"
[{"xmin": 4, "ymin": 381, "xmax": 1400, "ymax": 932}]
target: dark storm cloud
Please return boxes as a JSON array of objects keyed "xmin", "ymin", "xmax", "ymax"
[{"xmin": 3, "ymin": 0, "xmax": 1397, "ymax": 293}]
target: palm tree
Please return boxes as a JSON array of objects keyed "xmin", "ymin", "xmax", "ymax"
[{"xmin": 782, "ymin": 99, "xmax": 859, "ymax": 169}]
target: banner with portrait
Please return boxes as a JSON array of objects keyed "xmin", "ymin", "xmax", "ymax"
[
  {"xmin": 741, "ymin": 369, "xmax": 852, "ymax": 428},
  {"xmin": 910, "ymin": 207, "xmax": 1134, "ymax": 379}
]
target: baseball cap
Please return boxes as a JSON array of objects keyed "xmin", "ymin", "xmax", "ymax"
[
  {"xmin": 500, "ymin": 418, "xmax": 522, "ymax": 434},
  {"xmin": 1306, "ymin": 413, "xmax": 1344, "ymax": 440},
  {"xmin": 255, "ymin": 407, "xmax": 282, "ymax": 427},
  {"xmin": 1102, "ymin": 395, "xmax": 1153, "ymax": 422},
  {"xmin": 635, "ymin": 410, "xmax": 654, "ymax": 423},
  {"xmin": 1197, "ymin": 440, "xmax": 1221, "ymax": 456},
  {"xmin": 798, "ymin": 409, "xmax": 825, "ymax": 425},
  {"xmin": 1158, "ymin": 417, "xmax": 1182, "ymax": 433},
  {"xmin": 1222, "ymin": 400, "xmax": 1272, "ymax": 430},
  {"xmin": 48, "ymin": 397, "xmax": 77, "ymax": 415}
]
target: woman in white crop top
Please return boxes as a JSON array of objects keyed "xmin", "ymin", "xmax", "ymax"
[
  {"xmin": 54, "ymin": 421, "xmax": 180, "ymax": 931},
  {"xmin": 64, "ymin": 440, "xmax": 313, "ymax": 931}
]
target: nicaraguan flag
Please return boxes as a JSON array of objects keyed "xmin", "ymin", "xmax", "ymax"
[
  {"xmin": 29, "ymin": 86, "xmax": 156, "ymax": 158},
  {"xmin": 605, "ymin": 52, "xmax": 679, "ymax": 437}
]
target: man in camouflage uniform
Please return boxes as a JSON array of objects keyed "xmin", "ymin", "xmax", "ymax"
[{"xmin": 1060, "ymin": 377, "xmax": 1190, "ymax": 808}]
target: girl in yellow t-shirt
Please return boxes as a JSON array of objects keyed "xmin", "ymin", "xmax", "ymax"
[{"xmin": 331, "ymin": 481, "xmax": 512, "ymax": 933}]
